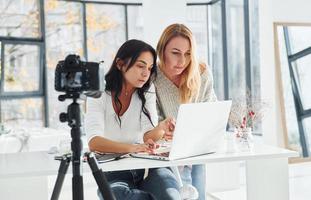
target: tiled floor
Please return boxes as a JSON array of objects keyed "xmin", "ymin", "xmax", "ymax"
[{"xmin": 48, "ymin": 161, "xmax": 311, "ymax": 199}]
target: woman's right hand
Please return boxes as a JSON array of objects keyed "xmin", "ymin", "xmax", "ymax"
[
  {"xmin": 129, "ymin": 139, "xmax": 159, "ymax": 153},
  {"xmin": 159, "ymin": 117, "xmax": 176, "ymax": 140}
]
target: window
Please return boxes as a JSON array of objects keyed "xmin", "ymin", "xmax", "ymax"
[
  {"xmin": 0, "ymin": 0, "xmax": 142, "ymax": 129},
  {"xmin": 186, "ymin": 2, "xmax": 225, "ymax": 100},
  {"xmin": 278, "ymin": 26, "xmax": 311, "ymax": 157},
  {"xmin": 187, "ymin": 0, "xmax": 261, "ymax": 133},
  {"xmin": 0, "ymin": 0, "xmax": 46, "ymax": 128},
  {"xmin": 45, "ymin": 0, "xmax": 84, "ymax": 129},
  {"xmin": 1, "ymin": 0, "xmax": 260, "ymax": 133},
  {"xmin": 85, "ymin": 4, "xmax": 126, "ymax": 62},
  {"xmin": 0, "ymin": 0, "xmax": 40, "ymax": 38},
  {"xmin": 277, "ymin": 25, "xmax": 311, "ymax": 157},
  {"xmin": 45, "ymin": 0, "xmax": 142, "ymax": 129}
]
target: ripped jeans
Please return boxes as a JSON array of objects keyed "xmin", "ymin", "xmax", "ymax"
[{"xmin": 98, "ymin": 168, "xmax": 181, "ymax": 200}]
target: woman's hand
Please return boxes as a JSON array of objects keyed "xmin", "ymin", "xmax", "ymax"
[
  {"xmin": 143, "ymin": 118, "xmax": 176, "ymax": 143},
  {"xmin": 159, "ymin": 117, "xmax": 176, "ymax": 141},
  {"xmin": 129, "ymin": 139, "xmax": 159, "ymax": 153}
]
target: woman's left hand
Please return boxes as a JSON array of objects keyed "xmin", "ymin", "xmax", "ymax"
[
  {"xmin": 159, "ymin": 117, "xmax": 176, "ymax": 140},
  {"xmin": 130, "ymin": 139, "xmax": 159, "ymax": 153},
  {"xmin": 145, "ymin": 139, "xmax": 160, "ymax": 153}
]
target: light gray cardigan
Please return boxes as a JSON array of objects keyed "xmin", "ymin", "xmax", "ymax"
[{"xmin": 154, "ymin": 67, "xmax": 217, "ymax": 121}]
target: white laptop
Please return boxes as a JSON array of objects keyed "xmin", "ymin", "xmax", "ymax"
[{"xmin": 130, "ymin": 100, "xmax": 232, "ymax": 161}]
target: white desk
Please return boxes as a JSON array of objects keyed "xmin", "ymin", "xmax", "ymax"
[
  {"xmin": 0, "ymin": 128, "xmax": 70, "ymax": 153},
  {"xmin": 0, "ymin": 144, "xmax": 298, "ymax": 200}
]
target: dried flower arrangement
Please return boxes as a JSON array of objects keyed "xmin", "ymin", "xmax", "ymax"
[{"xmin": 228, "ymin": 90, "xmax": 268, "ymax": 131}]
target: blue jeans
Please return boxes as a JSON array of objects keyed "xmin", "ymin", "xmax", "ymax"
[
  {"xmin": 180, "ymin": 165, "xmax": 206, "ymax": 200},
  {"xmin": 98, "ymin": 168, "xmax": 181, "ymax": 200}
]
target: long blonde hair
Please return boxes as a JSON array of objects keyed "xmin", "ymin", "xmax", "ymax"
[{"xmin": 157, "ymin": 23, "xmax": 202, "ymax": 103}]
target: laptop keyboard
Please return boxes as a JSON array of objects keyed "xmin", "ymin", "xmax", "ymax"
[
  {"xmin": 151, "ymin": 139, "xmax": 171, "ymax": 156},
  {"xmin": 152, "ymin": 151, "xmax": 170, "ymax": 157},
  {"xmin": 157, "ymin": 139, "xmax": 171, "ymax": 148}
]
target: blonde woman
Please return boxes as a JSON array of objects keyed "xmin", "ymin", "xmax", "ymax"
[{"xmin": 155, "ymin": 24, "xmax": 217, "ymax": 200}]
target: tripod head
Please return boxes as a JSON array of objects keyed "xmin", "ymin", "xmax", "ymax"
[
  {"xmin": 57, "ymin": 91, "xmax": 83, "ymax": 170},
  {"xmin": 58, "ymin": 92, "xmax": 82, "ymax": 128}
]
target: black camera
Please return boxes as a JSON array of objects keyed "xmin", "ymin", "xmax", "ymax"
[
  {"xmin": 55, "ymin": 55, "xmax": 100, "ymax": 93},
  {"xmin": 52, "ymin": 54, "xmax": 114, "ymax": 200}
]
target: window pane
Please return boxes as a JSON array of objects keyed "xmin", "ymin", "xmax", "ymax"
[
  {"xmin": 303, "ymin": 118, "xmax": 311, "ymax": 154},
  {"xmin": 249, "ymin": 0, "xmax": 261, "ymax": 132},
  {"xmin": 1, "ymin": 98, "xmax": 44, "ymax": 128},
  {"xmin": 186, "ymin": 3, "xmax": 225, "ymax": 100},
  {"xmin": 186, "ymin": 5, "xmax": 208, "ymax": 63},
  {"xmin": 210, "ymin": 2, "xmax": 224, "ymax": 100},
  {"xmin": 227, "ymin": 0, "xmax": 246, "ymax": 99},
  {"xmin": 249, "ymin": 0, "xmax": 260, "ymax": 98},
  {"xmin": 86, "ymin": 4, "xmax": 126, "ymax": 65},
  {"xmin": 288, "ymin": 26, "xmax": 311, "ymax": 54},
  {"xmin": 45, "ymin": 0, "xmax": 84, "ymax": 69},
  {"xmin": 295, "ymin": 55, "xmax": 311, "ymax": 109},
  {"xmin": 127, "ymin": 6, "xmax": 143, "ymax": 39},
  {"xmin": 0, "ymin": 0, "xmax": 40, "ymax": 38},
  {"xmin": 45, "ymin": 0, "xmax": 84, "ymax": 129},
  {"xmin": 277, "ymin": 26, "xmax": 302, "ymax": 154},
  {"xmin": 4, "ymin": 44, "xmax": 40, "ymax": 92}
]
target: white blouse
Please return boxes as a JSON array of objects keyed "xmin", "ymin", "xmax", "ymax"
[{"xmin": 85, "ymin": 84, "xmax": 158, "ymax": 144}]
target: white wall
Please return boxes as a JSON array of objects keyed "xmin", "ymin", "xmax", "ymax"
[
  {"xmin": 143, "ymin": 0, "xmax": 187, "ymax": 47},
  {"xmin": 259, "ymin": 0, "xmax": 311, "ymax": 146}
]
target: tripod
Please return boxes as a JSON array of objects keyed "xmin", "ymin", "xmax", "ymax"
[{"xmin": 51, "ymin": 93, "xmax": 115, "ymax": 200}]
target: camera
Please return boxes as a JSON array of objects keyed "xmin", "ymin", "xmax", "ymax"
[
  {"xmin": 52, "ymin": 54, "xmax": 114, "ymax": 200},
  {"xmin": 55, "ymin": 54, "xmax": 103, "ymax": 93}
]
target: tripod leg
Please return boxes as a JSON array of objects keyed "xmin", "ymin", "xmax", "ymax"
[
  {"xmin": 85, "ymin": 152, "xmax": 115, "ymax": 200},
  {"xmin": 72, "ymin": 174, "xmax": 84, "ymax": 200},
  {"xmin": 51, "ymin": 155, "xmax": 71, "ymax": 200},
  {"xmin": 71, "ymin": 127, "xmax": 84, "ymax": 200}
]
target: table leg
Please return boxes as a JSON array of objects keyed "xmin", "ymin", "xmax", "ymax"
[{"xmin": 246, "ymin": 158, "xmax": 289, "ymax": 200}]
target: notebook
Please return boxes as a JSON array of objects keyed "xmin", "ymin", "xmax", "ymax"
[{"xmin": 94, "ymin": 152, "xmax": 129, "ymax": 163}]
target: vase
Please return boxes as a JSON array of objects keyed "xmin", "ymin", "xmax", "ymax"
[
  {"xmin": 235, "ymin": 127, "xmax": 254, "ymax": 151},
  {"xmin": 225, "ymin": 131, "xmax": 238, "ymax": 153}
]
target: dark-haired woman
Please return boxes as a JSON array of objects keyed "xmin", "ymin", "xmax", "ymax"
[{"xmin": 85, "ymin": 39, "xmax": 181, "ymax": 200}]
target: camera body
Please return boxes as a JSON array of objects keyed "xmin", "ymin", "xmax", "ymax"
[{"xmin": 55, "ymin": 55, "xmax": 100, "ymax": 93}]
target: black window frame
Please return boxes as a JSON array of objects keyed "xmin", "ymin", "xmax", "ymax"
[
  {"xmin": 283, "ymin": 27, "xmax": 311, "ymax": 157},
  {"xmin": 0, "ymin": 0, "xmax": 48, "ymax": 126}
]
